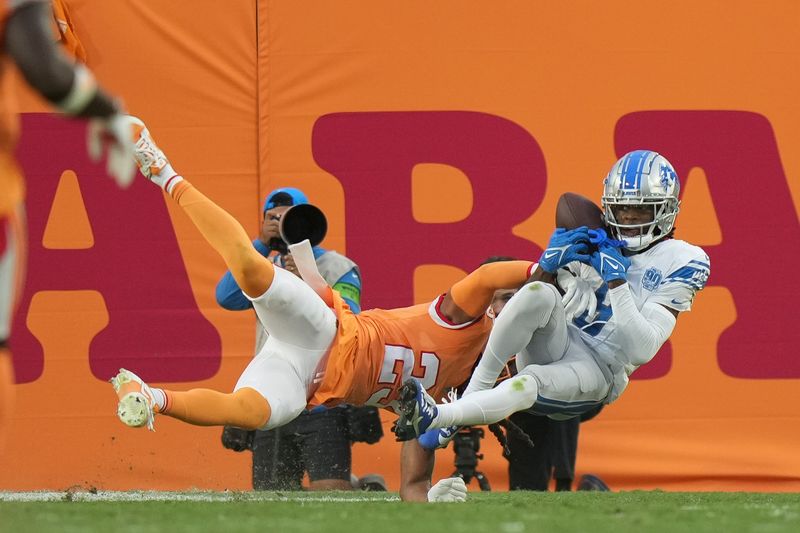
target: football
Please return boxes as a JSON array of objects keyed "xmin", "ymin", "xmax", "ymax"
[{"xmin": 555, "ymin": 192, "xmax": 605, "ymax": 230}]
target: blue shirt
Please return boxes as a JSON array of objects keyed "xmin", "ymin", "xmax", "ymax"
[{"xmin": 215, "ymin": 239, "xmax": 362, "ymax": 313}]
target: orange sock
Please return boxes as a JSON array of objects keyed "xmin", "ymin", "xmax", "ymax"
[
  {"xmin": 450, "ymin": 260, "xmax": 534, "ymax": 317},
  {"xmin": 161, "ymin": 387, "xmax": 271, "ymax": 430},
  {"xmin": 170, "ymin": 180, "xmax": 274, "ymax": 298},
  {"xmin": 0, "ymin": 347, "xmax": 16, "ymax": 451}
]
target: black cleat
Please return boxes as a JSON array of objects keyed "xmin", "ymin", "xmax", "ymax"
[
  {"xmin": 577, "ymin": 473, "xmax": 611, "ymax": 492},
  {"xmin": 393, "ymin": 378, "xmax": 438, "ymax": 441}
]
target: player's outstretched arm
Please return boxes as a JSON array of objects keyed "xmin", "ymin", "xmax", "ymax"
[
  {"xmin": 399, "ymin": 439, "xmax": 467, "ymax": 502},
  {"xmin": 528, "ymin": 226, "xmax": 593, "ymax": 286},
  {"xmin": 399, "ymin": 439, "xmax": 434, "ymax": 502},
  {"xmin": 5, "ymin": 2, "xmax": 117, "ymax": 117},
  {"xmin": 591, "ymin": 243, "xmax": 680, "ymax": 366},
  {"xmin": 440, "ymin": 260, "xmax": 533, "ymax": 324}
]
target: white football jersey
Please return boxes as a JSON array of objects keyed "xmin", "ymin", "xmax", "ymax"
[{"xmin": 567, "ymin": 239, "xmax": 710, "ymax": 401}]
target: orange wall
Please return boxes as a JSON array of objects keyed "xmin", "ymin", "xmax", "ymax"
[{"xmin": 2, "ymin": 0, "xmax": 799, "ymax": 492}]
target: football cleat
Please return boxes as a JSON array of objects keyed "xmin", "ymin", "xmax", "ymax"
[
  {"xmin": 577, "ymin": 473, "xmax": 612, "ymax": 492},
  {"xmin": 394, "ymin": 378, "xmax": 438, "ymax": 441},
  {"xmin": 418, "ymin": 425, "xmax": 460, "ymax": 450},
  {"xmin": 416, "ymin": 387, "xmax": 460, "ymax": 449},
  {"xmin": 110, "ymin": 368, "xmax": 157, "ymax": 431},
  {"xmin": 125, "ymin": 116, "xmax": 169, "ymax": 180}
]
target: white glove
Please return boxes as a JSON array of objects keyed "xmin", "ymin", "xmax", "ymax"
[
  {"xmin": 87, "ymin": 113, "xmax": 138, "ymax": 188},
  {"xmin": 427, "ymin": 477, "xmax": 468, "ymax": 502},
  {"xmin": 557, "ymin": 266, "xmax": 599, "ymax": 321}
]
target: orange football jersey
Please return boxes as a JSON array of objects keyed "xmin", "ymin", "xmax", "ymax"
[
  {"xmin": 310, "ymin": 292, "xmax": 492, "ymax": 412},
  {"xmin": 50, "ymin": 0, "xmax": 86, "ymax": 62}
]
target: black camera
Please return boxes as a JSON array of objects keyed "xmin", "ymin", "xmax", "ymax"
[{"xmin": 268, "ymin": 204, "xmax": 328, "ymax": 254}]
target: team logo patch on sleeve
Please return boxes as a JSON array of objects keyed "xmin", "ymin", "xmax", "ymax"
[{"xmin": 642, "ymin": 267, "xmax": 663, "ymax": 291}]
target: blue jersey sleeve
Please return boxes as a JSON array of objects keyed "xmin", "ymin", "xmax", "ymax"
[
  {"xmin": 214, "ymin": 239, "xmax": 271, "ymax": 311},
  {"xmin": 332, "ymin": 267, "xmax": 362, "ymax": 314},
  {"xmin": 215, "ymin": 271, "xmax": 251, "ymax": 310}
]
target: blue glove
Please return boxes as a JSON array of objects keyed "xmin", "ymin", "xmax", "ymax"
[
  {"xmin": 590, "ymin": 243, "xmax": 631, "ymax": 283},
  {"xmin": 539, "ymin": 227, "xmax": 591, "ymax": 273},
  {"xmin": 588, "ymin": 228, "xmax": 627, "ymax": 249}
]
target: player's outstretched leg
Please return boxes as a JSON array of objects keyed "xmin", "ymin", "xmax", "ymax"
[
  {"xmin": 114, "ymin": 117, "xmax": 332, "ymax": 433},
  {"xmin": 128, "ymin": 117, "xmax": 337, "ymax": 351},
  {"xmin": 110, "ymin": 368, "xmax": 271, "ymax": 431},
  {"xmin": 126, "ymin": 116, "xmax": 273, "ymax": 298},
  {"xmin": 394, "ymin": 374, "xmax": 540, "ymax": 441},
  {"xmin": 464, "ymin": 281, "xmax": 564, "ymax": 395},
  {"xmin": 111, "ymin": 368, "xmax": 160, "ymax": 430}
]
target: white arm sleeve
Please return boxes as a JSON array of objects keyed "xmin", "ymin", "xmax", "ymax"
[{"xmin": 608, "ymin": 283, "xmax": 676, "ymax": 366}]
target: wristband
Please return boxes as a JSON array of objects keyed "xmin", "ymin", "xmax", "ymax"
[{"xmin": 56, "ymin": 64, "xmax": 98, "ymax": 115}]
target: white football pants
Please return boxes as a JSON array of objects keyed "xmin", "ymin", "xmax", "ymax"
[{"xmin": 234, "ymin": 267, "xmax": 337, "ymax": 429}]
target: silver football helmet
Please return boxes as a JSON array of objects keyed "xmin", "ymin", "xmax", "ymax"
[{"xmin": 601, "ymin": 150, "xmax": 680, "ymax": 251}]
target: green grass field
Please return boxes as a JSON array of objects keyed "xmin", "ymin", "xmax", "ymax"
[{"xmin": 2, "ymin": 491, "xmax": 799, "ymax": 533}]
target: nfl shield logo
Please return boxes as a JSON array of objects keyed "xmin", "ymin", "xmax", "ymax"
[{"xmin": 642, "ymin": 267, "xmax": 662, "ymax": 291}]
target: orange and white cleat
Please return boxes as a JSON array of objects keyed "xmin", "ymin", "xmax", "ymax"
[
  {"xmin": 120, "ymin": 115, "xmax": 183, "ymax": 192},
  {"xmin": 110, "ymin": 368, "xmax": 157, "ymax": 431},
  {"xmin": 124, "ymin": 116, "xmax": 169, "ymax": 180}
]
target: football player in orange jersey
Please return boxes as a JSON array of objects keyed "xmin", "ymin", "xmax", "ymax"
[
  {"xmin": 109, "ymin": 117, "xmax": 535, "ymax": 500},
  {"xmin": 0, "ymin": 0, "xmax": 141, "ymax": 453},
  {"xmin": 399, "ymin": 278, "xmax": 519, "ymax": 502}
]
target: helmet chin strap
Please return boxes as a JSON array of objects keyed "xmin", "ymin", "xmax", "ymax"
[
  {"xmin": 621, "ymin": 233, "xmax": 656, "ymax": 251},
  {"xmin": 606, "ymin": 211, "xmax": 667, "ymax": 252}
]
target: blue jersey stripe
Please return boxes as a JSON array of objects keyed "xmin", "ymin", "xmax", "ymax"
[
  {"xmin": 665, "ymin": 277, "xmax": 707, "ymax": 288},
  {"xmin": 536, "ymin": 396, "xmax": 602, "ymax": 407},
  {"xmin": 667, "ymin": 265, "xmax": 709, "ymax": 279},
  {"xmin": 530, "ymin": 395, "xmax": 603, "ymax": 416}
]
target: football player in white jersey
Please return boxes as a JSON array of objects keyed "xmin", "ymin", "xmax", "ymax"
[{"xmin": 394, "ymin": 150, "xmax": 710, "ymax": 442}]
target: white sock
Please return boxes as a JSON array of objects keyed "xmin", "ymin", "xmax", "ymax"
[
  {"xmin": 149, "ymin": 387, "xmax": 167, "ymax": 411},
  {"xmin": 462, "ymin": 344, "xmax": 510, "ymax": 396},
  {"xmin": 433, "ymin": 374, "xmax": 538, "ymax": 427},
  {"xmin": 149, "ymin": 162, "xmax": 183, "ymax": 194}
]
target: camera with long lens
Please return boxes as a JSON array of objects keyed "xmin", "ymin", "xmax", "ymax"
[
  {"xmin": 451, "ymin": 426, "xmax": 491, "ymax": 491},
  {"xmin": 268, "ymin": 204, "xmax": 328, "ymax": 254}
]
